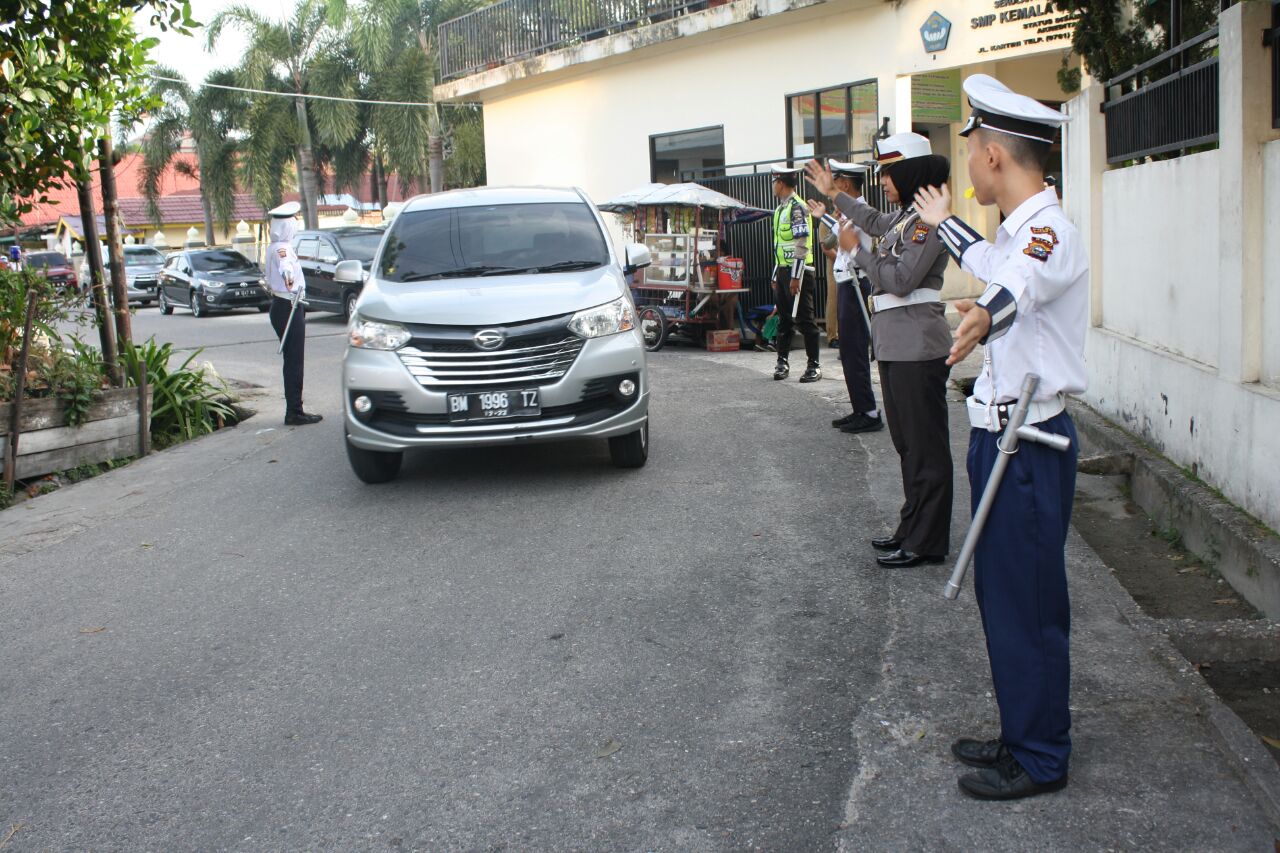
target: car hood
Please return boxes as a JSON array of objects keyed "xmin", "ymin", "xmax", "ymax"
[
  {"xmin": 357, "ymin": 266, "xmax": 623, "ymax": 326},
  {"xmin": 126, "ymin": 264, "xmax": 165, "ymax": 276},
  {"xmin": 199, "ymin": 269, "xmax": 262, "ymax": 283}
]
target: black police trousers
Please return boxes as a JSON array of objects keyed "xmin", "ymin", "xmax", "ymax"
[
  {"xmin": 879, "ymin": 357, "xmax": 952, "ymax": 556},
  {"xmin": 774, "ymin": 267, "xmax": 819, "ymax": 364},
  {"xmin": 270, "ymin": 296, "xmax": 307, "ymax": 414}
]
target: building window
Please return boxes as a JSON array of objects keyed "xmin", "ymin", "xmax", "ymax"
[
  {"xmin": 787, "ymin": 80, "xmax": 878, "ymax": 161},
  {"xmin": 650, "ymin": 126, "xmax": 725, "ymax": 183}
]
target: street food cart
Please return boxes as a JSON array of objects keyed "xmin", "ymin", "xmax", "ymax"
[{"xmin": 598, "ymin": 183, "xmax": 768, "ymax": 351}]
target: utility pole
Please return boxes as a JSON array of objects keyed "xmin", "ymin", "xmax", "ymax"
[
  {"xmin": 98, "ymin": 136, "xmax": 132, "ymax": 352},
  {"xmin": 75, "ymin": 160, "xmax": 120, "ymax": 387}
]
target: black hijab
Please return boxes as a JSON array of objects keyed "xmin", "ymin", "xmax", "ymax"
[{"xmin": 885, "ymin": 154, "xmax": 950, "ymax": 208}]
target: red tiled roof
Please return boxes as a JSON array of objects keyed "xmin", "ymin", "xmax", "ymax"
[
  {"xmin": 19, "ymin": 152, "xmax": 203, "ymax": 229},
  {"xmin": 117, "ymin": 193, "xmax": 268, "ymax": 228}
]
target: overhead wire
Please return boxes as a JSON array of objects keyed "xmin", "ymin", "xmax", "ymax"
[{"xmin": 147, "ymin": 73, "xmax": 478, "ymax": 108}]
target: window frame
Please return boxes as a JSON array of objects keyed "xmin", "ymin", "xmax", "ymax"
[
  {"xmin": 648, "ymin": 124, "xmax": 726, "ymax": 183},
  {"xmin": 785, "ymin": 78, "xmax": 879, "ymax": 162}
]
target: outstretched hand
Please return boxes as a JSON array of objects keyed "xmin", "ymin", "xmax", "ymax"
[
  {"xmin": 947, "ymin": 299, "xmax": 991, "ymax": 366},
  {"xmin": 804, "ymin": 159, "xmax": 836, "ymax": 197},
  {"xmin": 806, "ymin": 198, "xmax": 828, "ymax": 220},
  {"xmin": 913, "ymin": 184, "xmax": 952, "ymax": 227}
]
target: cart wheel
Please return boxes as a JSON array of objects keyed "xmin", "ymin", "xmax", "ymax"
[{"xmin": 639, "ymin": 306, "xmax": 667, "ymax": 352}]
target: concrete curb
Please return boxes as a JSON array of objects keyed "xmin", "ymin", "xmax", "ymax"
[
  {"xmin": 1069, "ymin": 397, "xmax": 1280, "ymax": 620},
  {"xmin": 1068, "ymin": 398, "xmax": 1280, "ymax": 827}
]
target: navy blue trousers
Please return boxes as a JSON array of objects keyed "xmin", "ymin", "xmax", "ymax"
[
  {"xmin": 967, "ymin": 411, "xmax": 1077, "ymax": 783},
  {"xmin": 836, "ymin": 276, "xmax": 876, "ymax": 414},
  {"xmin": 270, "ymin": 297, "xmax": 307, "ymax": 414}
]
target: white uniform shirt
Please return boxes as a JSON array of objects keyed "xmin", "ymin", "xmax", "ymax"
[
  {"xmin": 264, "ymin": 217, "xmax": 305, "ymax": 298},
  {"xmin": 946, "ymin": 188, "xmax": 1088, "ymax": 404},
  {"xmin": 824, "ymin": 197, "xmax": 875, "ymax": 284}
]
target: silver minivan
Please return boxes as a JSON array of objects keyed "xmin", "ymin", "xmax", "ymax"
[{"xmin": 339, "ymin": 187, "xmax": 653, "ymax": 483}]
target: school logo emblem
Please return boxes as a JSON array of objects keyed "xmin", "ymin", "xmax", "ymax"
[{"xmin": 920, "ymin": 12, "xmax": 952, "ymax": 53}]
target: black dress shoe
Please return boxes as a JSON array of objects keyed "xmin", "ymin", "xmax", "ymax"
[
  {"xmin": 958, "ymin": 749, "xmax": 1068, "ymax": 801},
  {"xmin": 839, "ymin": 414, "xmax": 884, "ymax": 434},
  {"xmin": 870, "ymin": 536, "xmax": 902, "ymax": 551},
  {"xmin": 832, "ymin": 413, "xmax": 858, "ymax": 428},
  {"xmin": 773, "ymin": 360, "xmax": 790, "ymax": 380},
  {"xmin": 876, "ymin": 549, "xmax": 945, "ymax": 568},
  {"xmin": 799, "ymin": 362, "xmax": 821, "ymax": 383},
  {"xmin": 285, "ymin": 411, "xmax": 323, "ymax": 425},
  {"xmin": 952, "ymin": 737, "xmax": 1003, "ymax": 768},
  {"xmin": 828, "ymin": 338, "xmax": 840, "ymax": 348}
]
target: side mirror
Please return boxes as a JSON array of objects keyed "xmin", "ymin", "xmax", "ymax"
[
  {"xmin": 335, "ymin": 259, "xmax": 364, "ymax": 283},
  {"xmin": 623, "ymin": 243, "xmax": 651, "ymax": 274}
]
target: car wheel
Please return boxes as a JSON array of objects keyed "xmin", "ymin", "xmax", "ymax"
[
  {"xmin": 342, "ymin": 291, "xmax": 358, "ymax": 322},
  {"xmin": 345, "ymin": 434, "xmax": 403, "ymax": 484},
  {"xmin": 608, "ymin": 417, "xmax": 649, "ymax": 469},
  {"xmin": 190, "ymin": 291, "xmax": 205, "ymax": 318},
  {"xmin": 257, "ymin": 303, "xmax": 270, "ymax": 313},
  {"xmin": 158, "ymin": 289, "xmax": 173, "ymax": 315},
  {"xmin": 638, "ymin": 306, "xmax": 667, "ymax": 352}
]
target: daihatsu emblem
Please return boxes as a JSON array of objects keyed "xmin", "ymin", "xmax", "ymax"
[{"xmin": 474, "ymin": 329, "xmax": 505, "ymax": 350}]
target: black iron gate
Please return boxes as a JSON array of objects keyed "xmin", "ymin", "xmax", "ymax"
[{"xmin": 682, "ymin": 154, "xmax": 888, "ymax": 323}]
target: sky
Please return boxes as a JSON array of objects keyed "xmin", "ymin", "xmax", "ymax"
[{"xmin": 138, "ymin": 0, "xmax": 270, "ymax": 85}]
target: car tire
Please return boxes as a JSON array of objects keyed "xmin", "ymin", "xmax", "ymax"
[
  {"xmin": 158, "ymin": 289, "xmax": 173, "ymax": 315},
  {"xmin": 258, "ymin": 304, "xmax": 270, "ymax": 313},
  {"xmin": 638, "ymin": 306, "xmax": 667, "ymax": 352},
  {"xmin": 346, "ymin": 434, "xmax": 403, "ymax": 484},
  {"xmin": 608, "ymin": 417, "xmax": 649, "ymax": 469},
  {"xmin": 342, "ymin": 291, "xmax": 358, "ymax": 322},
  {"xmin": 190, "ymin": 291, "xmax": 205, "ymax": 318}
]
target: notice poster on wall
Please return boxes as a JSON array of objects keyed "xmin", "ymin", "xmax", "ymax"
[
  {"xmin": 971, "ymin": 1, "xmax": 1079, "ymax": 55},
  {"xmin": 912, "ymin": 69, "xmax": 963, "ymax": 123}
]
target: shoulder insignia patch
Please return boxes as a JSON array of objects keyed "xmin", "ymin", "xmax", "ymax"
[
  {"xmin": 1023, "ymin": 225, "xmax": 1059, "ymax": 262},
  {"xmin": 911, "ymin": 222, "xmax": 931, "ymax": 244}
]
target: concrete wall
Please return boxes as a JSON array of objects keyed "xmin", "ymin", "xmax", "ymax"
[
  {"xmin": 1070, "ymin": 1, "xmax": 1280, "ymax": 534},
  {"xmin": 1099, "ymin": 152, "xmax": 1221, "ymax": 367}
]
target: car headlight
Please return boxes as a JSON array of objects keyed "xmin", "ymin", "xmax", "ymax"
[
  {"xmin": 349, "ymin": 314, "xmax": 411, "ymax": 350},
  {"xmin": 200, "ymin": 277, "xmax": 224, "ymax": 289},
  {"xmin": 568, "ymin": 297, "xmax": 636, "ymax": 339}
]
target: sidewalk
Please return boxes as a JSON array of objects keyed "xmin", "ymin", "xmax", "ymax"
[{"xmin": 692, "ymin": 342, "xmax": 1280, "ymax": 850}]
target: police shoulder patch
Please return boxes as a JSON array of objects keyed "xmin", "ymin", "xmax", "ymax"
[
  {"xmin": 1023, "ymin": 224, "xmax": 1059, "ymax": 262},
  {"xmin": 910, "ymin": 222, "xmax": 931, "ymax": 244}
]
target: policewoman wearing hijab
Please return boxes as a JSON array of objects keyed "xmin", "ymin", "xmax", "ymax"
[
  {"xmin": 805, "ymin": 134, "xmax": 953, "ymax": 568},
  {"xmin": 265, "ymin": 202, "xmax": 322, "ymax": 426}
]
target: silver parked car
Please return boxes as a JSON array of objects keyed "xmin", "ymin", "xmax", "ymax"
[
  {"xmin": 339, "ymin": 186, "xmax": 653, "ymax": 484},
  {"xmin": 79, "ymin": 244, "xmax": 168, "ymax": 305}
]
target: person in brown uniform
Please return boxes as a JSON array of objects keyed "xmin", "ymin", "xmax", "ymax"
[{"xmin": 806, "ymin": 134, "xmax": 953, "ymax": 567}]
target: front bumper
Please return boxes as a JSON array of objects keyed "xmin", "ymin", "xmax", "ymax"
[{"xmin": 343, "ymin": 330, "xmax": 649, "ymax": 451}]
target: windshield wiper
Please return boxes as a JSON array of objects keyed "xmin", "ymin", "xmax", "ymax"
[
  {"xmin": 398, "ymin": 265, "xmax": 523, "ymax": 281},
  {"xmin": 519, "ymin": 260, "xmax": 605, "ymax": 274}
]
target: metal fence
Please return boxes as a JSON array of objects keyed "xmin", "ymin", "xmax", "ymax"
[
  {"xmin": 680, "ymin": 153, "xmax": 889, "ymax": 322},
  {"xmin": 439, "ymin": 0, "xmax": 717, "ymax": 81},
  {"xmin": 1102, "ymin": 28, "xmax": 1221, "ymax": 163}
]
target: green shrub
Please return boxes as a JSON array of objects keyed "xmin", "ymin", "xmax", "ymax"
[{"xmin": 120, "ymin": 338, "xmax": 238, "ymax": 449}]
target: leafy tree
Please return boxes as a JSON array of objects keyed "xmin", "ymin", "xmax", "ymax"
[
  {"xmin": 1056, "ymin": 0, "xmax": 1222, "ymax": 90},
  {"xmin": 0, "ymin": 0, "xmax": 196, "ymax": 221},
  {"xmin": 445, "ymin": 104, "xmax": 487, "ymax": 189},
  {"xmin": 139, "ymin": 66, "xmax": 246, "ymax": 242}
]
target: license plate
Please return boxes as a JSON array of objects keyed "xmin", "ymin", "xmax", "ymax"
[{"xmin": 448, "ymin": 389, "xmax": 541, "ymax": 422}]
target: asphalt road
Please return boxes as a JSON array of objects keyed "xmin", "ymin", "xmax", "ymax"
[{"xmin": 2, "ymin": 307, "xmax": 892, "ymax": 851}]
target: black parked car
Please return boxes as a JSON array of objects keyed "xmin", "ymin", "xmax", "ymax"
[
  {"xmin": 157, "ymin": 247, "xmax": 271, "ymax": 318},
  {"xmin": 292, "ymin": 227, "xmax": 383, "ymax": 320}
]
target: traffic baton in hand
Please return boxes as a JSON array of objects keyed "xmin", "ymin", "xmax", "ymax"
[{"xmin": 277, "ymin": 283, "xmax": 304, "ymax": 355}]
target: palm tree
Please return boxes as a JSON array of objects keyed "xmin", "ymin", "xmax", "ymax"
[
  {"xmin": 139, "ymin": 67, "xmax": 244, "ymax": 244},
  {"xmin": 207, "ymin": 0, "xmax": 351, "ymax": 229}
]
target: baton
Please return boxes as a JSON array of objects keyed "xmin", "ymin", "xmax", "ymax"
[
  {"xmin": 276, "ymin": 285, "xmax": 303, "ymax": 354},
  {"xmin": 791, "ymin": 288, "xmax": 801, "ymax": 319},
  {"xmin": 943, "ymin": 373, "xmax": 1072, "ymax": 601}
]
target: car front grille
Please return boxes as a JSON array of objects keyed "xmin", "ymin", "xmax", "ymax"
[{"xmin": 396, "ymin": 335, "xmax": 585, "ymax": 388}]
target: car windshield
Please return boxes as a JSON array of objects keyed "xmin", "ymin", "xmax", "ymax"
[
  {"xmin": 125, "ymin": 248, "xmax": 165, "ymax": 266},
  {"xmin": 190, "ymin": 249, "xmax": 256, "ymax": 273},
  {"xmin": 379, "ymin": 202, "xmax": 609, "ymax": 282},
  {"xmin": 25, "ymin": 252, "xmax": 68, "ymax": 269},
  {"xmin": 336, "ymin": 232, "xmax": 383, "ymax": 262}
]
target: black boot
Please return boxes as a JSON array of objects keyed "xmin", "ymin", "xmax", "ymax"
[
  {"xmin": 285, "ymin": 410, "xmax": 323, "ymax": 425},
  {"xmin": 799, "ymin": 360, "xmax": 821, "ymax": 383},
  {"xmin": 772, "ymin": 359, "xmax": 790, "ymax": 381}
]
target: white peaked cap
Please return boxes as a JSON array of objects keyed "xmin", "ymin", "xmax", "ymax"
[
  {"xmin": 959, "ymin": 73, "xmax": 1067, "ymax": 144},
  {"xmin": 268, "ymin": 200, "xmax": 302, "ymax": 218},
  {"xmin": 874, "ymin": 133, "xmax": 932, "ymax": 167}
]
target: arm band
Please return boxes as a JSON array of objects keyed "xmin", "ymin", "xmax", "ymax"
[
  {"xmin": 938, "ymin": 216, "xmax": 983, "ymax": 265},
  {"xmin": 976, "ymin": 283, "xmax": 1017, "ymax": 343}
]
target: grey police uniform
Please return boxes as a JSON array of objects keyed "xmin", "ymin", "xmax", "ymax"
[{"xmin": 833, "ymin": 193, "xmax": 953, "ymax": 558}]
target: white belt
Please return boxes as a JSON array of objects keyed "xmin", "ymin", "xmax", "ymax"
[
  {"xmin": 870, "ymin": 288, "xmax": 942, "ymax": 313},
  {"xmin": 966, "ymin": 394, "xmax": 1065, "ymax": 433}
]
